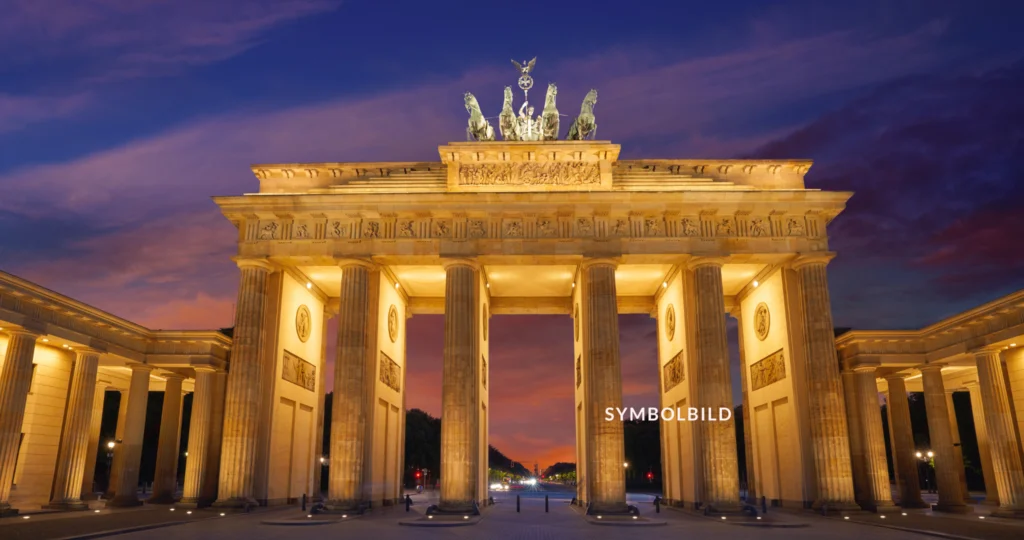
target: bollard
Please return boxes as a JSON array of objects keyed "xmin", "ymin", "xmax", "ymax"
[
  {"xmin": 654, "ymin": 496, "xmax": 661, "ymax": 513},
  {"xmin": 761, "ymin": 495, "xmax": 767, "ymax": 514},
  {"xmin": 405, "ymin": 494, "xmax": 412, "ymax": 512},
  {"xmin": 545, "ymin": 495, "xmax": 549, "ymax": 513},
  {"xmin": 302, "ymin": 493, "xmax": 307, "ymax": 512},
  {"xmin": 517, "ymin": 495, "xmax": 521, "ymax": 513}
]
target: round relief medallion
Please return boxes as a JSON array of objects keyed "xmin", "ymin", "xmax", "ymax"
[
  {"xmin": 295, "ymin": 304, "xmax": 311, "ymax": 343},
  {"xmin": 665, "ymin": 304, "xmax": 676, "ymax": 341},
  {"xmin": 482, "ymin": 304, "xmax": 489, "ymax": 341},
  {"xmin": 387, "ymin": 304, "xmax": 399, "ymax": 343},
  {"xmin": 574, "ymin": 304, "xmax": 580, "ymax": 341},
  {"xmin": 754, "ymin": 302, "xmax": 770, "ymax": 341}
]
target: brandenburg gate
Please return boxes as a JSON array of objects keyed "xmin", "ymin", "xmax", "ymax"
[{"xmin": 211, "ymin": 128, "xmax": 857, "ymax": 513}]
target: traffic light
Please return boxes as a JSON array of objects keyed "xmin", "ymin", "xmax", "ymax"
[
  {"xmin": 646, "ymin": 472, "xmax": 654, "ymax": 480},
  {"xmin": 415, "ymin": 471, "xmax": 422, "ymax": 479}
]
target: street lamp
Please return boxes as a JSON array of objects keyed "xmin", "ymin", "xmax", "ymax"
[
  {"xmin": 623, "ymin": 462, "xmax": 629, "ymax": 468},
  {"xmin": 916, "ymin": 449, "xmax": 935, "ymax": 493},
  {"xmin": 105, "ymin": 440, "xmax": 117, "ymax": 493}
]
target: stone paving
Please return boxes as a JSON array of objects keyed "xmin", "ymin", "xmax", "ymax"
[{"xmin": 4, "ymin": 490, "xmax": 1024, "ymax": 539}]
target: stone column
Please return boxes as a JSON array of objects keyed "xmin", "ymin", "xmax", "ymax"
[
  {"xmin": 854, "ymin": 367, "xmax": 898, "ymax": 511},
  {"xmin": 439, "ymin": 259, "xmax": 481, "ymax": 513},
  {"xmin": 109, "ymin": 364, "xmax": 153, "ymax": 507},
  {"xmin": 327, "ymin": 260, "xmax": 379, "ymax": 510},
  {"xmin": 884, "ymin": 376, "xmax": 925, "ymax": 507},
  {"xmin": 967, "ymin": 381, "xmax": 999, "ymax": 505},
  {"xmin": 179, "ymin": 368, "xmax": 216, "ymax": 507},
  {"xmin": 792, "ymin": 255, "xmax": 857, "ymax": 510},
  {"xmin": 689, "ymin": 259, "xmax": 739, "ymax": 511},
  {"xmin": 944, "ymin": 390, "xmax": 970, "ymax": 500},
  {"xmin": 80, "ymin": 385, "xmax": 108, "ymax": 499},
  {"xmin": 842, "ymin": 369, "xmax": 869, "ymax": 507},
  {"xmin": 214, "ymin": 258, "xmax": 274, "ymax": 508},
  {"xmin": 0, "ymin": 329, "xmax": 40, "ymax": 516},
  {"xmin": 201, "ymin": 371, "xmax": 228, "ymax": 503},
  {"xmin": 312, "ymin": 307, "xmax": 333, "ymax": 502},
  {"xmin": 974, "ymin": 350, "xmax": 1024, "ymax": 517},
  {"xmin": 149, "ymin": 374, "xmax": 185, "ymax": 503},
  {"xmin": 49, "ymin": 349, "xmax": 102, "ymax": 510},
  {"xmin": 105, "ymin": 388, "xmax": 130, "ymax": 497},
  {"xmin": 920, "ymin": 364, "xmax": 968, "ymax": 513},
  {"xmin": 732, "ymin": 310, "xmax": 756, "ymax": 502}
]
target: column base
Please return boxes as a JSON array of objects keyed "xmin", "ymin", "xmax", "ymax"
[
  {"xmin": 106, "ymin": 495, "xmax": 143, "ymax": 508},
  {"xmin": 0, "ymin": 506, "xmax": 20, "ymax": 518},
  {"xmin": 431, "ymin": 500, "xmax": 480, "ymax": 515},
  {"xmin": 175, "ymin": 497, "xmax": 214, "ymax": 509},
  {"xmin": 145, "ymin": 493, "xmax": 177, "ymax": 504},
  {"xmin": 212, "ymin": 497, "xmax": 259, "ymax": 509},
  {"xmin": 811, "ymin": 500, "xmax": 862, "ymax": 514},
  {"xmin": 45, "ymin": 500, "xmax": 89, "ymax": 511},
  {"xmin": 992, "ymin": 507, "xmax": 1024, "ymax": 519},
  {"xmin": 863, "ymin": 503, "xmax": 901, "ymax": 513},
  {"xmin": 932, "ymin": 502, "xmax": 970, "ymax": 514},
  {"xmin": 586, "ymin": 501, "xmax": 631, "ymax": 515}
]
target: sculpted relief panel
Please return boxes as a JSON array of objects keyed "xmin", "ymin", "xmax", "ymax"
[
  {"xmin": 662, "ymin": 351, "xmax": 685, "ymax": 392},
  {"xmin": 282, "ymin": 350, "xmax": 316, "ymax": 392},
  {"xmin": 379, "ymin": 351, "xmax": 401, "ymax": 392},
  {"xmin": 749, "ymin": 349, "xmax": 786, "ymax": 391},
  {"xmin": 458, "ymin": 162, "xmax": 601, "ymax": 186},
  {"xmin": 248, "ymin": 213, "xmax": 817, "ymax": 243}
]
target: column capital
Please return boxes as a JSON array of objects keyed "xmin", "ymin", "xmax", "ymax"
[
  {"xmin": 2, "ymin": 326, "xmax": 43, "ymax": 339},
  {"xmin": 852, "ymin": 365, "xmax": 878, "ymax": 375},
  {"xmin": 337, "ymin": 258, "xmax": 378, "ymax": 271},
  {"xmin": 161, "ymin": 372, "xmax": 186, "ymax": 382},
  {"xmin": 232, "ymin": 256, "xmax": 276, "ymax": 272},
  {"xmin": 192, "ymin": 366, "xmax": 217, "ymax": 375},
  {"xmin": 441, "ymin": 258, "xmax": 481, "ymax": 271},
  {"xmin": 790, "ymin": 252, "xmax": 836, "ymax": 270},
  {"xmin": 969, "ymin": 346, "xmax": 1005, "ymax": 357},
  {"xmin": 685, "ymin": 256, "xmax": 727, "ymax": 270},
  {"xmin": 917, "ymin": 363, "xmax": 944, "ymax": 374},
  {"xmin": 129, "ymin": 363, "xmax": 155, "ymax": 374},
  {"xmin": 74, "ymin": 347, "xmax": 105, "ymax": 358}
]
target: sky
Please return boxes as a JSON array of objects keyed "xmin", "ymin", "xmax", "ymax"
[{"xmin": 2, "ymin": 0, "xmax": 1022, "ymax": 471}]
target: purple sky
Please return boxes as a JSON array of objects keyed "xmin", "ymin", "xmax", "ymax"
[{"xmin": 2, "ymin": 0, "xmax": 1022, "ymax": 469}]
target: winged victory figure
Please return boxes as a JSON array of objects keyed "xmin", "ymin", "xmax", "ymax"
[{"xmin": 512, "ymin": 57, "xmax": 536, "ymax": 76}]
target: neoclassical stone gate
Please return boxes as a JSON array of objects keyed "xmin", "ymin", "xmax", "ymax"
[{"xmin": 211, "ymin": 139, "xmax": 860, "ymax": 513}]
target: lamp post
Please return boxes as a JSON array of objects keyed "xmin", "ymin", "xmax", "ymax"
[
  {"xmin": 915, "ymin": 450, "xmax": 935, "ymax": 493},
  {"xmin": 105, "ymin": 440, "xmax": 117, "ymax": 493}
]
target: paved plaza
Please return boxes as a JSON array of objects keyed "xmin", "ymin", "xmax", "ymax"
[{"xmin": 4, "ymin": 489, "xmax": 1024, "ymax": 540}]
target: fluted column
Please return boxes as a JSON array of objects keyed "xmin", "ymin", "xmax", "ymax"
[
  {"xmin": 201, "ymin": 371, "xmax": 227, "ymax": 503},
  {"xmin": 214, "ymin": 258, "xmax": 274, "ymax": 508},
  {"xmin": 732, "ymin": 310, "xmax": 756, "ymax": 501},
  {"xmin": 689, "ymin": 259, "xmax": 739, "ymax": 511},
  {"xmin": 105, "ymin": 388, "xmax": 130, "ymax": 497},
  {"xmin": 49, "ymin": 349, "xmax": 102, "ymax": 509},
  {"xmin": 974, "ymin": 350, "xmax": 1024, "ymax": 517},
  {"xmin": 792, "ymin": 255, "xmax": 857, "ymax": 509},
  {"xmin": 108, "ymin": 364, "xmax": 153, "ymax": 507},
  {"xmin": 967, "ymin": 381, "xmax": 999, "ymax": 505},
  {"xmin": 842, "ymin": 369, "xmax": 869, "ymax": 506},
  {"xmin": 944, "ymin": 390, "xmax": 970, "ymax": 500},
  {"xmin": 920, "ymin": 364, "xmax": 968, "ymax": 513},
  {"xmin": 327, "ymin": 260, "xmax": 379, "ymax": 510},
  {"xmin": 149, "ymin": 374, "xmax": 185, "ymax": 503},
  {"xmin": 179, "ymin": 368, "xmax": 216, "ymax": 507},
  {"xmin": 854, "ymin": 367, "xmax": 897, "ymax": 511},
  {"xmin": 884, "ymin": 376, "xmax": 925, "ymax": 507},
  {"xmin": 312, "ymin": 307, "xmax": 333, "ymax": 502},
  {"xmin": 80, "ymin": 385, "xmax": 108, "ymax": 499},
  {"xmin": 0, "ymin": 329, "xmax": 40, "ymax": 516},
  {"xmin": 439, "ymin": 259, "xmax": 481, "ymax": 513}
]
